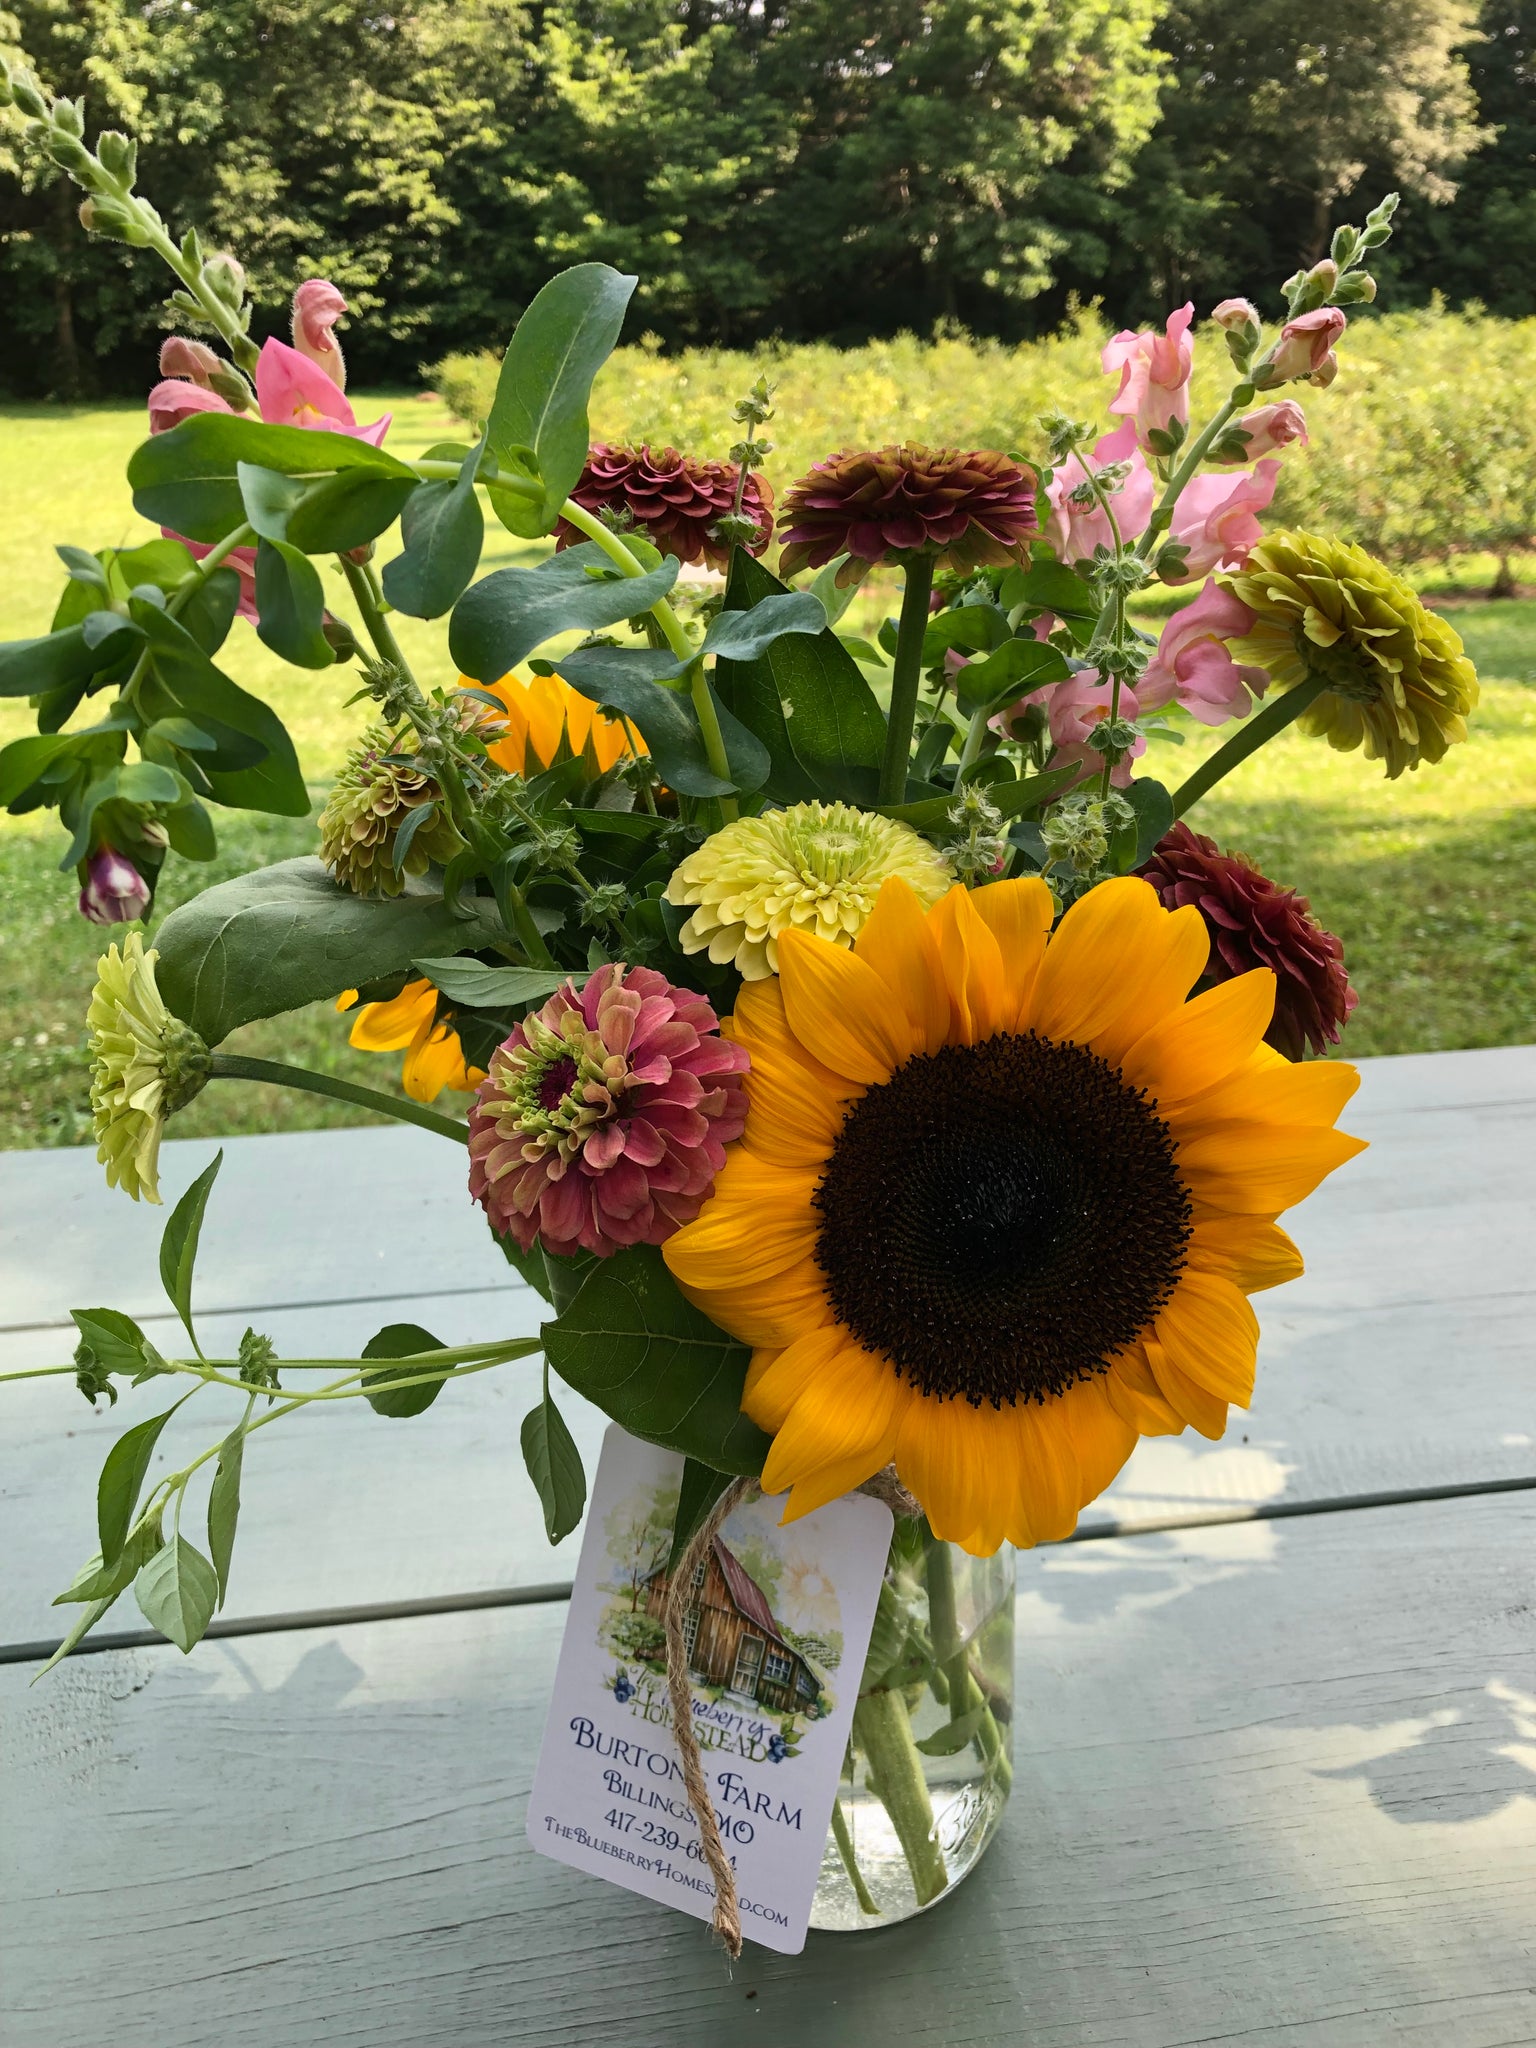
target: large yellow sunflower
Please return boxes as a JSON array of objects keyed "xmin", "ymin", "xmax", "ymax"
[{"xmin": 663, "ymin": 874, "xmax": 1365, "ymax": 1555}]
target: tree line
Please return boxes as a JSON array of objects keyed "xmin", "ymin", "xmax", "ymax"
[{"xmin": 0, "ymin": 0, "xmax": 1530, "ymax": 396}]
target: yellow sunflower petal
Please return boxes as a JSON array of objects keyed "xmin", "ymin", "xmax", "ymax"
[
  {"xmin": 1175, "ymin": 1057, "xmax": 1361, "ymax": 1132},
  {"xmin": 1187, "ymin": 1214, "xmax": 1305, "ymax": 1293},
  {"xmin": 894, "ymin": 1395, "xmax": 1038, "ymax": 1552},
  {"xmin": 761, "ymin": 1336, "xmax": 908, "ymax": 1518},
  {"xmin": 1119, "ymin": 970, "xmax": 1276, "ymax": 1106},
  {"xmin": 777, "ymin": 927, "xmax": 915, "ymax": 1084},
  {"xmin": 1146, "ymin": 1336, "xmax": 1229, "ymax": 1439},
  {"xmin": 662, "ymin": 1155, "xmax": 821, "ymax": 1289},
  {"xmin": 927, "ymin": 884, "xmax": 1010, "ymax": 1043},
  {"xmin": 1105, "ymin": 1345, "xmax": 1186, "ymax": 1435},
  {"xmin": 1177, "ymin": 1121, "xmax": 1367, "ymax": 1213},
  {"xmin": 744, "ymin": 1324, "xmax": 848, "ymax": 1433},
  {"xmin": 710, "ymin": 1256, "xmax": 829, "ymax": 1350},
  {"xmin": 347, "ymin": 978, "xmax": 436, "ymax": 1051},
  {"xmin": 1154, "ymin": 1269, "xmax": 1258, "ymax": 1405},
  {"xmin": 729, "ymin": 980, "xmax": 861, "ymax": 1167},
  {"xmin": 1027, "ymin": 876, "xmax": 1208, "ymax": 1056},
  {"xmin": 853, "ymin": 877, "xmax": 950, "ymax": 1052},
  {"xmin": 1059, "ymin": 1376, "xmax": 1139, "ymax": 1505},
  {"xmin": 401, "ymin": 1023, "xmax": 473, "ymax": 1103},
  {"xmin": 1007, "ymin": 1400, "xmax": 1085, "ymax": 1547},
  {"xmin": 970, "ymin": 877, "xmax": 1055, "ymax": 1029}
]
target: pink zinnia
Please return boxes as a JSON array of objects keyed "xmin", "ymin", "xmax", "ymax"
[{"xmin": 467, "ymin": 964, "xmax": 750, "ymax": 1260}]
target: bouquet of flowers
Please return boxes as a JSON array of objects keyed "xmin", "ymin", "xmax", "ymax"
[{"xmin": 0, "ymin": 60, "xmax": 1480, "ymax": 1940}]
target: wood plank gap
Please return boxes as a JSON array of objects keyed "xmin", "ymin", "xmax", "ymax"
[
  {"xmin": 4, "ymin": 1473, "xmax": 1533, "ymax": 1669},
  {"xmin": 0, "ymin": 1276, "xmax": 532, "ymax": 1339}
]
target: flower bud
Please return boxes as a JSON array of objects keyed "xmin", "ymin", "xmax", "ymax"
[
  {"xmin": 78, "ymin": 846, "xmax": 151, "ymax": 926},
  {"xmin": 1211, "ymin": 297, "xmax": 1260, "ymax": 335},
  {"xmin": 8, "ymin": 70, "xmax": 50, "ymax": 120},
  {"xmin": 205, "ymin": 365, "xmax": 254, "ymax": 410},
  {"xmin": 1260, "ymin": 307, "xmax": 1347, "ymax": 385},
  {"xmin": 51, "ymin": 94, "xmax": 85, "ymax": 139},
  {"xmin": 48, "ymin": 132, "xmax": 95, "ymax": 178},
  {"xmin": 1294, "ymin": 258, "xmax": 1339, "ymax": 311},
  {"xmin": 1308, "ymin": 351, "xmax": 1339, "ymax": 389},
  {"xmin": 1210, "ymin": 399, "xmax": 1308, "ymax": 463},
  {"xmin": 96, "ymin": 130, "xmax": 137, "ymax": 184},
  {"xmin": 1330, "ymin": 225, "xmax": 1360, "ymax": 268},
  {"xmin": 201, "ymin": 253, "xmax": 246, "ymax": 308},
  {"xmin": 291, "ymin": 278, "xmax": 349, "ymax": 391},
  {"xmin": 78, "ymin": 196, "xmax": 149, "ymax": 245},
  {"xmin": 1333, "ymin": 272, "xmax": 1377, "ymax": 306},
  {"xmin": 159, "ymin": 335, "xmax": 221, "ymax": 385}
]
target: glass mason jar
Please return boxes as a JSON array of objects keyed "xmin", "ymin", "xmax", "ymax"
[{"xmin": 811, "ymin": 1518, "xmax": 1014, "ymax": 1930}]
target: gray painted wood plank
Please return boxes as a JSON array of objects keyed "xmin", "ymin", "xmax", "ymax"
[
  {"xmin": 2, "ymin": 1046, "xmax": 1532, "ymax": 1642},
  {"xmin": 3, "ymin": 1492, "xmax": 1534, "ymax": 2048}
]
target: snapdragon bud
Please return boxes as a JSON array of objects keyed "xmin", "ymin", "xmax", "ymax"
[
  {"xmin": 1292, "ymin": 259, "xmax": 1340, "ymax": 313},
  {"xmin": 78, "ymin": 196, "xmax": 150, "ymax": 246},
  {"xmin": 96, "ymin": 130, "xmax": 137, "ymax": 184},
  {"xmin": 1333, "ymin": 272, "xmax": 1377, "ymax": 306},
  {"xmin": 8, "ymin": 70, "xmax": 50, "ymax": 120},
  {"xmin": 159, "ymin": 335, "xmax": 222, "ymax": 384},
  {"xmin": 202, "ymin": 252, "xmax": 247, "ymax": 308},
  {"xmin": 51, "ymin": 94, "xmax": 85, "ymax": 139}
]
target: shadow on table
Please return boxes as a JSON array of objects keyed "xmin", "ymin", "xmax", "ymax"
[{"xmin": 1311, "ymin": 1675, "xmax": 1536, "ymax": 1825}]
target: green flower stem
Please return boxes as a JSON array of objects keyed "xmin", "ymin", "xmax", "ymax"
[
  {"xmin": 829, "ymin": 1795, "xmax": 880, "ymax": 1915},
  {"xmin": 499, "ymin": 874, "xmax": 559, "ymax": 969},
  {"xmin": 852, "ymin": 1688, "xmax": 949, "ymax": 1908},
  {"xmin": 122, "ymin": 519, "xmax": 256, "ymax": 708},
  {"xmin": 1169, "ymin": 672, "xmax": 1328, "ymax": 817},
  {"xmin": 207, "ymin": 1052, "xmax": 469, "ymax": 1143},
  {"xmin": 955, "ymin": 704, "xmax": 991, "ymax": 777},
  {"xmin": 339, "ymin": 554, "xmax": 419, "ymax": 689},
  {"xmin": 878, "ymin": 555, "xmax": 937, "ymax": 806},
  {"xmin": 167, "ymin": 1342, "xmax": 538, "ymax": 1406},
  {"xmin": 128, "ymin": 207, "xmax": 260, "ymax": 377},
  {"xmin": 684, "ymin": 655, "xmax": 738, "ymax": 824},
  {"xmin": 1138, "ymin": 394, "xmax": 1243, "ymax": 554},
  {"xmin": 924, "ymin": 1539, "xmax": 1012, "ymax": 1795}
]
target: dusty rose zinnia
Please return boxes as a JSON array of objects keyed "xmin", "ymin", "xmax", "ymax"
[
  {"xmin": 1138, "ymin": 823, "xmax": 1357, "ymax": 1060},
  {"xmin": 553, "ymin": 444, "xmax": 773, "ymax": 571},
  {"xmin": 467, "ymin": 964, "xmax": 750, "ymax": 1260},
  {"xmin": 777, "ymin": 445, "xmax": 1038, "ymax": 585}
]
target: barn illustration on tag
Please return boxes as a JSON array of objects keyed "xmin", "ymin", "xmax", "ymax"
[{"xmin": 642, "ymin": 1534, "xmax": 822, "ymax": 1711}]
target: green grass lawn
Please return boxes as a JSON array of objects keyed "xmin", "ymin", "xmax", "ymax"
[{"xmin": 1, "ymin": 399, "xmax": 1532, "ymax": 1152}]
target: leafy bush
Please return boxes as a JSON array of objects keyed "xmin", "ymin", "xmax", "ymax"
[{"xmin": 435, "ymin": 308, "xmax": 1536, "ymax": 580}]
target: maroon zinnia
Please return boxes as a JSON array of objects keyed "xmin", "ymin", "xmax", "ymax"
[
  {"xmin": 777, "ymin": 445, "xmax": 1039, "ymax": 586},
  {"xmin": 553, "ymin": 443, "xmax": 773, "ymax": 571},
  {"xmin": 1138, "ymin": 822, "xmax": 1358, "ymax": 1060},
  {"xmin": 467, "ymin": 963, "xmax": 750, "ymax": 1260}
]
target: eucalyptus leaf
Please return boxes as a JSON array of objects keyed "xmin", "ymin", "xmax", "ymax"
[
  {"xmin": 159, "ymin": 1150, "xmax": 223, "ymax": 1351},
  {"xmin": 920, "ymin": 604, "xmax": 1010, "ymax": 667},
  {"xmin": 999, "ymin": 558, "xmax": 1098, "ymax": 621},
  {"xmin": 449, "ymin": 544, "xmax": 678, "ymax": 682},
  {"xmin": 0, "ymin": 624, "xmax": 118, "ymax": 699},
  {"xmin": 361, "ymin": 1322, "xmax": 450, "ymax": 1418},
  {"xmin": 413, "ymin": 957, "xmax": 566, "ymax": 1008},
  {"xmin": 237, "ymin": 463, "xmax": 307, "ymax": 542},
  {"xmin": 700, "ymin": 592, "xmax": 827, "ymax": 662},
  {"xmin": 254, "ymin": 539, "xmax": 334, "ymax": 669},
  {"xmin": 915, "ymin": 1705, "xmax": 988, "ymax": 1756},
  {"xmin": 521, "ymin": 1386, "xmax": 587, "ymax": 1542},
  {"xmin": 97, "ymin": 1407, "xmax": 177, "ymax": 1567},
  {"xmin": 381, "ymin": 439, "xmax": 486, "ymax": 618},
  {"xmin": 154, "ymin": 857, "xmax": 505, "ymax": 1044},
  {"xmin": 487, "ymin": 263, "xmax": 636, "ymax": 530},
  {"xmin": 134, "ymin": 1534, "xmax": 219, "ymax": 1653},
  {"xmin": 542, "ymin": 1244, "xmax": 770, "ymax": 1475},
  {"xmin": 128, "ymin": 412, "xmax": 414, "ymax": 543},
  {"xmin": 286, "ymin": 470, "xmax": 419, "ymax": 555}
]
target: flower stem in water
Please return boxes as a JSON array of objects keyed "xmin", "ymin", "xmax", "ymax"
[{"xmin": 852, "ymin": 1688, "xmax": 949, "ymax": 1908}]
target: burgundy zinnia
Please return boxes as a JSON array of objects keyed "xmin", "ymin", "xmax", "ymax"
[
  {"xmin": 777, "ymin": 445, "xmax": 1039, "ymax": 586},
  {"xmin": 1138, "ymin": 823, "xmax": 1357, "ymax": 1060},
  {"xmin": 553, "ymin": 443, "xmax": 773, "ymax": 571},
  {"xmin": 467, "ymin": 964, "xmax": 750, "ymax": 1260}
]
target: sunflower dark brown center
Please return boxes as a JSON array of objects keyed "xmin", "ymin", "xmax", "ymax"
[{"xmin": 812, "ymin": 1032, "xmax": 1190, "ymax": 1406}]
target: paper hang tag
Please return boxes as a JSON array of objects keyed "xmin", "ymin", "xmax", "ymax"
[{"xmin": 527, "ymin": 1424, "xmax": 894, "ymax": 1954}]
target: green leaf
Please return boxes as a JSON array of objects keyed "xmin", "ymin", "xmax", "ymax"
[
  {"xmin": 521, "ymin": 1384, "xmax": 588, "ymax": 1542},
  {"xmin": 32, "ymin": 1593, "xmax": 124, "ymax": 1682},
  {"xmin": 52, "ymin": 1515, "xmax": 165, "ymax": 1606},
  {"xmin": 700, "ymin": 592, "xmax": 827, "ymax": 662},
  {"xmin": 0, "ymin": 733, "xmax": 77, "ymax": 807},
  {"xmin": 161, "ymin": 799, "xmax": 218, "ymax": 862},
  {"xmin": 920, "ymin": 604, "xmax": 1010, "ymax": 668},
  {"xmin": 915, "ymin": 1705, "xmax": 988, "ymax": 1756},
  {"xmin": 487, "ymin": 263, "xmax": 636, "ymax": 530},
  {"xmin": 999, "ymin": 558, "xmax": 1098, "ymax": 621},
  {"xmin": 361, "ymin": 1322, "xmax": 450, "ymax": 1418},
  {"xmin": 668, "ymin": 1457, "xmax": 733, "ymax": 1572},
  {"xmin": 207, "ymin": 1427, "xmax": 244, "ymax": 1609},
  {"xmin": 0, "ymin": 624, "xmax": 121, "ymax": 699},
  {"xmin": 159, "ymin": 1150, "xmax": 223, "ymax": 1351},
  {"xmin": 490, "ymin": 1219, "xmax": 553, "ymax": 1300},
  {"xmin": 71, "ymin": 1307, "xmax": 158, "ymax": 1381},
  {"xmin": 177, "ymin": 565, "xmax": 242, "ymax": 657},
  {"xmin": 237, "ymin": 462, "xmax": 307, "ymax": 542},
  {"xmin": 154, "ymin": 856, "xmax": 507, "ymax": 1044},
  {"xmin": 128, "ymin": 412, "xmax": 414, "ymax": 543},
  {"xmin": 129, "ymin": 604, "xmax": 307, "ymax": 817},
  {"xmin": 1123, "ymin": 776, "xmax": 1174, "ymax": 868},
  {"xmin": 97, "ymin": 1408, "xmax": 176, "ymax": 1567},
  {"xmin": 286, "ymin": 470, "xmax": 419, "ymax": 556},
  {"xmin": 413, "ymin": 957, "xmax": 565, "ymax": 1008},
  {"xmin": 952, "ymin": 637, "xmax": 1072, "ymax": 715},
  {"xmin": 115, "ymin": 760, "xmax": 182, "ymax": 805},
  {"xmin": 556, "ymin": 646, "xmax": 769, "ymax": 797},
  {"xmin": 134, "ymin": 1534, "xmax": 219, "ymax": 1653},
  {"xmin": 882, "ymin": 764, "xmax": 1082, "ymax": 832},
  {"xmin": 449, "ymin": 544, "xmax": 679, "ymax": 681},
  {"xmin": 713, "ymin": 552, "xmax": 886, "ymax": 806},
  {"xmin": 807, "ymin": 555, "xmax": 860, "ymax": 628},
  {"xmin": 542, "ymin": 1244, "xmax": 770, "ymax": 1476},
  {"xmin": 381, "ymin": 440, "xmax": 486, "ymax": 618},
  {"xmin": 254, "ymin": 539, "xmax": 334, "ymax": 669}
]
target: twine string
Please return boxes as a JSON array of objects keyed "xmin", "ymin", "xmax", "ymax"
[{"xmin": 661, "ymin": 1465, "xmax": 921, "ymax": 1959}]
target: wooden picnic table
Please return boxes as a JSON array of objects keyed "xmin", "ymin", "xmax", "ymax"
[{"xmin": 1, "ymin": 1044, "xmax": 1533, "ymax": 2048}]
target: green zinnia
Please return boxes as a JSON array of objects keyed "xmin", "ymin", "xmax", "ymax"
[
  {"xmin": 88, "ymin": 934, "xmax": 210, "ymax": 1204},
  {"xmin": 318, "ymin": 724, "xmax": 462, "ymax": 896},
  {"xmin": 1224, "ymin": 531, "xmax": 1478, "ymax": 778},
  {"xmin": 665, "ymin": 801, "xmax": 952, "ymax": 980}
]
